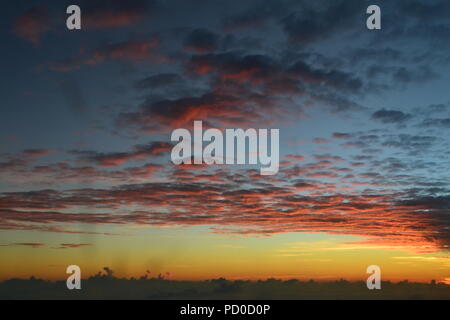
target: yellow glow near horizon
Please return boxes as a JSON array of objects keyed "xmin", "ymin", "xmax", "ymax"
[{"xmin": 1, "ymin": 227, "xmax": 449, "ymax": 284}]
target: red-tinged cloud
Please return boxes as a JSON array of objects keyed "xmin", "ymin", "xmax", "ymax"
[
  {"xmin": 284, "ymin": 155, "xmax": 306, "ymax": 164},
  {"xmin": 1, "ymin": 141, "xmax": 167, "ymax": 186},
  {"xmin": 117, "ymin": 89, "xmax": 288, "ymax": 134},
  {"xmin": 1, "ymin": 158, "xmax": 163, "ymax": 186},
  {"xmin": 0, "ymin": 159, "xmax": 29, "ymax": 171},
  {"xmin": 186, "ymin": 52, "xmax": 361, "ymax": 95},
  {"xmin": 92, "ymin": 40, "xmax": 159, "ymax": 62},
  {"xmin": 0, "ymin": 220, "xmax": 120, "ymax": 236},
  {"xmin": 55, "ymin": 243, "xmax": 91, "ymax": 249},
  {"xmin": 306, "ymin": 171, "xmax": 339, "ymax": 179},
  {"xmin": 313, "ymin": 138, "xmax": 330, "ymax": 144},
  {"xmin": 113, "ymin": 51, "xmax": 362, "ymax": 134},
  {"xmin": 13, "ymin": 6, "xmax": 50, "ymax": 46},
  {"xmin": 48, "ymin": 39, "xmax": 162, "ymax": 72},
  {"xmin": 13, "ymin": 1, "xmax": 152, "ymax": 46},
  {"xmin": 0, "ymin": 242, "xmax": 45, "ymax": 248},
  {"xmin": 187, "ymin": 53, "xmax": 279, "ymax": 84},
  {"xmin": 0, "ymin": 149, "xmax": 55, "ymax": 172},
  {"xmin": 22, "ymin": 149, "xmax": 54, "ymax": 157},
  {"xmin": 85, "ymin": 11, "xmax": 141, "ymax": 28},
  {"xmin": 34, "ymin": 162, "xmax": 162, "ymax": 184},
  {"xmin": 117, "ymin": 52, "xmax": 362, "ymax": 134},
  {"xmin": 0, "ymin": 174, "xmax": 449, "ymax": 252},
  {"xmin": 83, "ymin": 0, "xmax": 152, "ymax": 29},
  {"xmin": 85, "ymin": 9, "xmax": 142, "ymax": 29}
]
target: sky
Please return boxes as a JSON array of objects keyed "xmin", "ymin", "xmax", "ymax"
[{"xmin": 0, "ymin": 0, "xmax": 449, "ymax": 283}]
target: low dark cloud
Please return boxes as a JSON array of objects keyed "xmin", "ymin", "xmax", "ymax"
[
  {"xmin": 422, "ymin": 118, "xmax": 450, "ymax": 129},
  {"xmin": 281, "ymin": 0, "xmax": 364, "ymax": 44},
  {"xmin": 332, "ymin": 133, "xmax": 353, "ymax": 139},
  {"xmin": 183, "ymin": 28, "xmax": 219, "ymax": 53},
  {"xmin": 289, "ymin": 61, "xmax": 363, "ymax": 93},
  {"xmin": 392, "ymin": 66, "xmax": 437, "ymax": 84},
  {"xmin": 399, "ymin": 0, "xmax": 450, "ymax": 22},
  {"xmin": 372, "ymin": 109, "xmax": 412, "ymax": 124},
  {"xmin": 70, "ymin": 141, "xmax": 172, "ymax": 167},
  {"xmin": 222, "ymin": 0, "xmax": 286, "ymax": 31},
  {"xmin": 134, "ymin": 73, "xmax": 183, "ymax": 90}
]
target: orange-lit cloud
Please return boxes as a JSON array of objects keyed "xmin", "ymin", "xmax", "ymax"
[{"xmin": 0, "ymin": 167, "xmax": 449, "ymax": 253}]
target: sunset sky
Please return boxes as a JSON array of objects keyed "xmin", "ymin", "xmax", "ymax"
[{"xmin": 1, "ymin": 0, "xmax": 449, "ymax": 284}]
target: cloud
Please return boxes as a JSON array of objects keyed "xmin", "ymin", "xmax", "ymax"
[
  {"xmin": 13, "ymin": 6, "xmax": 50, "ymax": 46},
  {"xmin": 13, "ymin": 1, "xmax": 155, "ymax": 47},
  {"xmin": 187, "ymin": 51, "xmax": 362, "ymax": 93},
  {"xmin": 332, "ymin": 133, "xmax": 353, "ymax": 139},
  {"xmin": 381, "ymin": 134, "xmax": 437, "ymax": 153},
  {"xmin": 392, "ymin": 66, "xmax": 437, "ymax": 84},
  {"xmin": 289, "ymin": 61, "xmax": 363, "ymax": 93},
  {"xmin": 422, "ymin": 118, "xmax": 450, "ymax": 129},
  {"xmin": 83, "ymin": 0, "xmax": 155, "ymax": 29},
  {"xmin": 372, "ymin": 109, "xmax": 412, "ymax": 124},
  {"xmin": 281, "ymin": 0, "xmax": 364, "ymax": 44},
  {"xmin": 54, "ymin": 243, "xmax": 91, "ymax": 249},
  {"xmin": 399, "ymin": 0, "xmax": 450, "ymax": 22},
  {"xmin": 0, "ymin": 243, "xmax": 45, "ymax": 248},
  {"xmin": 70, "ymin": 141, "xmax": 172, "ymax": 167},
  {"xmin": 134, "ymin": 73, "xmax": 183, "ymax": 90},
  {"xmin": 4, "ymin": 0, "xmax": 450, "ymax": 261},
  {"xmin": 118, "ymin": 92, "xmax": 272, "ymax": 132},
  {"xmin": 305, "ymin": 171, "xmax": 339, "ymax": 179},
  {"xmin": 187, "ymin": 52, "xmax": 279, "ymax": 81},
  {"xmin": 0, "ymin": 169, "xmax": 449, "ymax": 252},
  {"xmin": 166, "ymin": 51, "xmax": 363, "ymax": 128},
  {"xmin": 313, "ymin": 138, "xmax": 330, "ymax": 144},
  {"xmin": 3, "ymin": 242, "xmax": 92, "ymax": 251},
  {"xmin": 284, "ymin": 155, "xmax": 306, "ymax": 161},
  {"xmin": 92, "ymin": 39, "xmax": 159, "ymax": 61},
  {"xmin": 48, "ymin": 39, "xmax": 161, "ymax": 72},
  {"xmin": 22, "ymin": 149, "xmax": 54, "ymax": 158},
  {"xmin": 0, "ymin": 160, "xmax": 163, "ymax": 186},
  {"xmin": 0, "ymin": 149, "xmax": 54, "ymax": 172},
  {"xmin": 222, "ymin": 0, "xmax": 283, "ymax": 31},
  {"xmin": 0, "ymin": 159, "xmax": 28, "ymax": 171},
  {"xmin": 184, "ymin": 29, "xmax": 219, "ymax": 53}
]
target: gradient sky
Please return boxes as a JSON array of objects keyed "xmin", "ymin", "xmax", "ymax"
[{"xmin": 1, "ymin": 0, "xmax": 450, "ymax": 283}]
